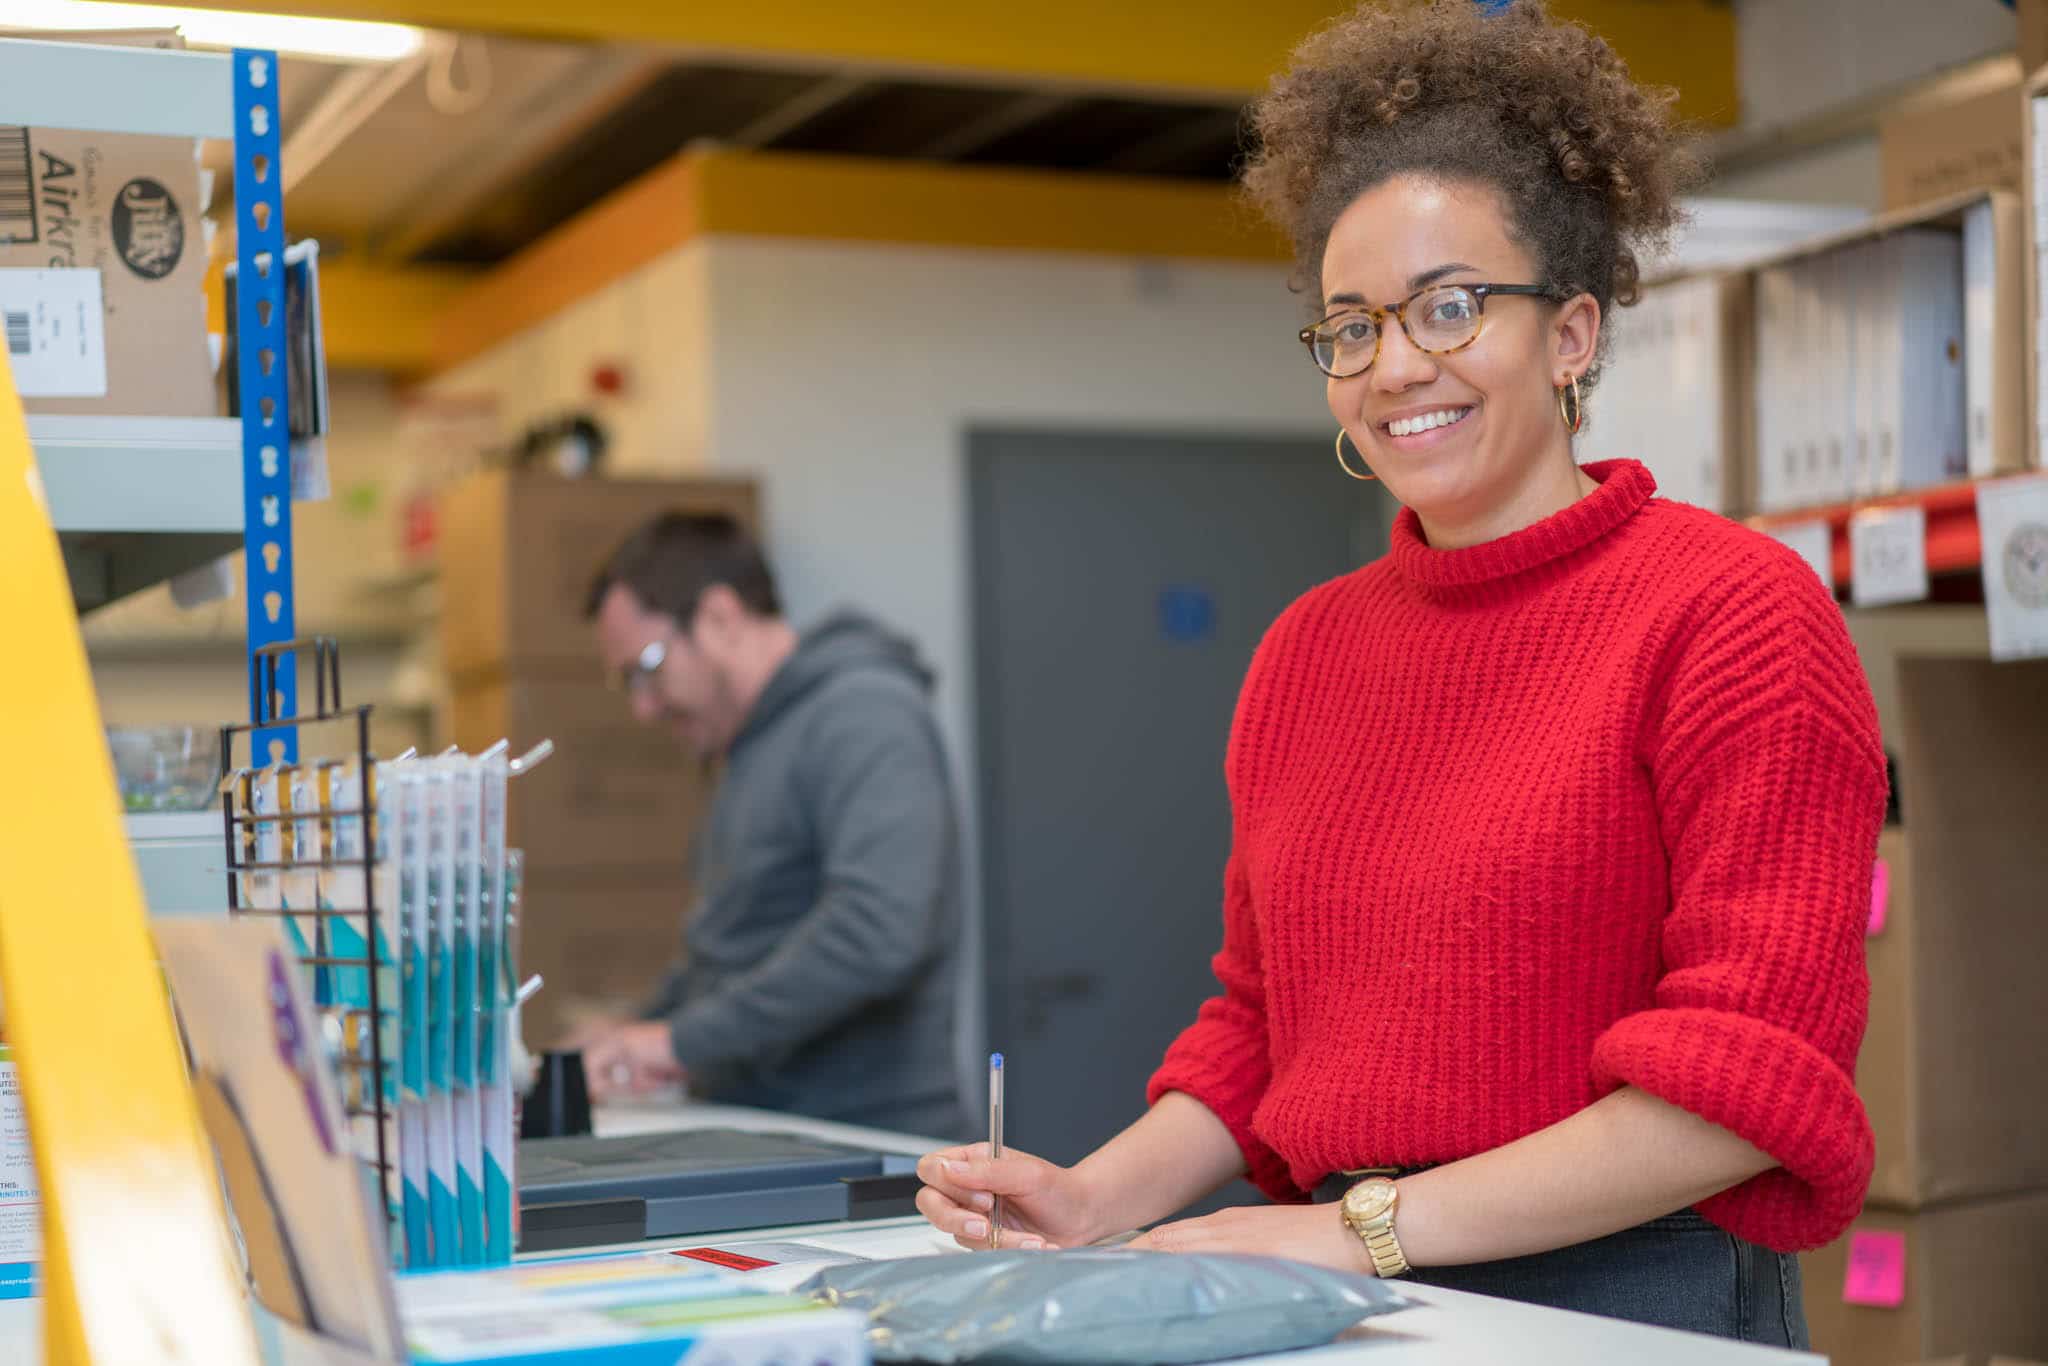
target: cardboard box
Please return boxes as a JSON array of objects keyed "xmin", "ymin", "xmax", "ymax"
[
  {"xmin": 1854, "ymin": 657, "xmax": 2048, "ymax": 1208},
  {"xmin": 448, "ymin": 675, "xmax": 711, "ymax": 874},
  {"xmin": 437, "ymin": 472, "xmax": 760, "ymax": 684},
  {"xmin": 1881, "ymin": 81, "xmax": 2023, "ymax": 213},
  {"xmin": 0, "ymin": 125, "xmax": 213, "ymax": 417},
  {"xmin": 516, "ymin": 867, "xmax": 690, "ymax": 1049},
  {"xmin": 2023, "ymin": 0, "xmax": 2048, "ymax": 78},
  {"xmin": 1802, "ymin": 1193, "xmax": 2048, "ymax": 1366}
]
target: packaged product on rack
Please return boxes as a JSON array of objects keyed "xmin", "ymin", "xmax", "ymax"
[
  {"xmin": 238, "ymin": 767, "xmax": 290, "ymax": 950},
  {"xmin": 326, "ymin": 758, "xmax": 402, "ymax": 1256},
  {"xmin": 478, "ymin": 747, "xmax": 515, "ymax": 1263},
  {"xmin": 450, "ymin": 755, "xmax": 486, "ymax": 1265},
  {"xmin": 424, "ymin": 761, "xmax": 460, "ymax": 1266},
  {"xmin": 281, "ymin": 765, "xmax": 325, "ymax": 1000},
  {"xmin": 502, "ymin": 847, "xmax": 527, "ymax": 1254},
  {"xmin": 393, "ymin": 758, "xmax": 432, "ymax": 1267}
]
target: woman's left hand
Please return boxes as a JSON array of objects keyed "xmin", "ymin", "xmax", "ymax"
[{"xmin": 1128, "ymin": 1202, "xmax": 1375, "ymax": 1275}]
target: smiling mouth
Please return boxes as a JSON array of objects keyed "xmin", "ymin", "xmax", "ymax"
[{"xmin": 1382, "ymin": 406, "xmax": 1474, "ymax": 438}]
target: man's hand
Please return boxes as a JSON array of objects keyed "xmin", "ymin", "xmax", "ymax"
[
  {"xmin": 558, "ymin": 1002, "xmax": 632, "ymax": 1051},
  {"xmin": 1129, "ymin": 1203, "xmax": 1375, "ymax": 1275},
  {"xmin": 583, "ymin": 1021, "xmax": 687, "ymax": 1102}
]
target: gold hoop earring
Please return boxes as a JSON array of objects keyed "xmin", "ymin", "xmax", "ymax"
[
  {"xmin": 1335, "ymin": 427, "xmax": 1377, "ymax": 481},
  {"xmin": 1556, "ymin": 374, "xmax": 1584, "ymax": 435}
]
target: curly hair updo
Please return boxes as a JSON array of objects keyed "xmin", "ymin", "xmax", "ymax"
[{"xmin": 1243, "ymin": 0, "xmax": 1705, "ymax": 386}]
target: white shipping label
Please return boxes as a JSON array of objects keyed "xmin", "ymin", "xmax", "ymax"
[
  {"xmin": 1768, "ymin": 520, "xmax": 1836, "ymax": 593},
  {"xmin": 1977, "ymin": 475, "xmax": 2048, "ymax": 661},
  {"xmin": 0, "ymin": 268, "xmax": 107, "ymax": 397},
  {"xmin": 1850, "ymin": 505, "xmax": 1929, "ymax": 608}
]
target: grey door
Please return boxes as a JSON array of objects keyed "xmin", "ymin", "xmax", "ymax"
[{"xmin": 971, "ymin": 427, "xmax": 1384, "ymax": 1200}]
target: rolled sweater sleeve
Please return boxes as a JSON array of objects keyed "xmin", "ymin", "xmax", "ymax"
[
  {"xmin": 1147, "ymin": 615, "xmax": 1304, "ymax": 1203},
  {"xmin": 1593, "ymin": 551, "xmax": 1886, "ymax": 1251},
  {"xmin": 1148, "ymin": 847, "xmax": 1300, "ymax": 1201}
]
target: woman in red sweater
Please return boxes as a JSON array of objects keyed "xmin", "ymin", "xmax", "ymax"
[{"xmin": 917, "ymin": 0, "xmax": 1883, "ymax": 1344}]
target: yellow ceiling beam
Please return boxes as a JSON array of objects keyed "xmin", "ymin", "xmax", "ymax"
[
  {"xmin": 430, "ymin": 147, "xmax": 1289, "ymax": 373},
  {"xmin": 206, "ymin": 258, "xmax": 482, "ymax": 374},
  {"xmin": 697, "ymin": 150, "xmax": 1288, "ymax": 260},
  {"xmin": 315, "ymin": 261, "xmax": 482, "ymax": 374},
  {"xmin": 434, "ymin": 150, "xmax": 702, "ymax": 374},
  {"xmin": 123, "ymin": 0, "xmax": 1738, "ymax": 120}
]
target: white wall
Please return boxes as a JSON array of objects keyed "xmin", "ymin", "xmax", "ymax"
[
  {"xmin": 427, "ymin": 234, "xmax": 1331, "ymax": 1092},
  {"xmin": 700, "ymin": 239, "xmax": 1329, "ymax": 1090},
  {"xmin": 698, "ymin": 239, "xmax": 1330, "ymax": 806},
  {"xmin": 431, "ymin": 244, "xmax": 713, "ymax": 476}
]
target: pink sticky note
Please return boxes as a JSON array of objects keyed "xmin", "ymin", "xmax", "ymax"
[
  {"xmin": 1843, "ymin": 1230, "xmax": 1907, "ymax": 1307},
  {"xmin": 1868, "ymin": 858, "xmax": 1890, "ymax": 937}
]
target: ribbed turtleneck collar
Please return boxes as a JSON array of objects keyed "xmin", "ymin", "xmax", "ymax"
[{"xmin": 1388, "ymin": 459, "xmax": 1657, "ymax": 593}]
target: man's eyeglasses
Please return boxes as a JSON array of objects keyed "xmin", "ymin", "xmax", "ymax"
[
  {"xmin": 607, "ymin": 637, "xmax": 668, "ymax": 693},
  {"xmin": 1299, "ymin": 282, "xmax": 1561, "ymax": 379}
]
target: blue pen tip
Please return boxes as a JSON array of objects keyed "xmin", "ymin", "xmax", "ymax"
[{"xmin": 990, "ymin": 1053, "xmax": 1003, "ymax": 1069}]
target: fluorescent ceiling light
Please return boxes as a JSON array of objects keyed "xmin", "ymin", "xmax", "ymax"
[{"xmin": 4, "ymin": 1, "xmax": 426, "ymax": 63}]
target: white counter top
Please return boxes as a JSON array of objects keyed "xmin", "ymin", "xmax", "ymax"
[{"xmin": 0, "ymin": 1096, "xmax": 1823, "ymax": 1364}]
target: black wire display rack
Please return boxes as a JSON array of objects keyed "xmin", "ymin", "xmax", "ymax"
[{"xmin": 218, "ymin": 636, "xmax": 398, "ymax": 1244}]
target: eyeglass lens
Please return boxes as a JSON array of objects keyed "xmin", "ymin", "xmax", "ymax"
[{"xmin": 1312, "ymin": 285, "xmax": 1483, "ymax": 377}]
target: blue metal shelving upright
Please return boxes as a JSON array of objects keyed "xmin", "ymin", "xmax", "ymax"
[{"xmin": 231, "ymin": 48, "xmax": 298, "ymax": 763}]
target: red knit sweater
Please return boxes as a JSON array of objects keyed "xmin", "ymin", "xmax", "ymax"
[{"xmin": 1148, "ymin": 460, "xmax": 1884, "ymax": 1254}]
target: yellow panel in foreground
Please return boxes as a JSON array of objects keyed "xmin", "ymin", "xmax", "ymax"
[{"xmin": 0, "ymin": 363, "xmax": 258, "ymax": 1362}]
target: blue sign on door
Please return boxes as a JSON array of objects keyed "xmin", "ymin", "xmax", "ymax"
[{"xmin": 1158, "ymin": 585, "xmax": 1217, "ymax": 643}]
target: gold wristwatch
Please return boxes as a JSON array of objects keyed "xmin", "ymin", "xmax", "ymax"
[{"xmin": 1340, "ymin": 1177, "xmax": 1411, "ymax": 1278}]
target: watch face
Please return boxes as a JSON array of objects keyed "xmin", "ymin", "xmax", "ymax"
[{"xmin": 1345, "ymin": 1181, "xmax": 1396, "ymax": 1222}]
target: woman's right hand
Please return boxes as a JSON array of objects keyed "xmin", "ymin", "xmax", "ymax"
[{"xmin": 914, "ymin": 1143, "xmax": 1100, "ymax": 1251}]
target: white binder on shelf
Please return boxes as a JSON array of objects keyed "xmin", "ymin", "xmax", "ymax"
[
  {"xmin": 1791, "ymin": 255, "xmax": 1824, "ymax": 508},
  {"xmin": 1877, "ymin": 233, "xmax": 1907, "ymax": 494},
  {"xmin": 1672, "ymin": 277, "xmax": 1723, "ymax": 510},
  {"xmin": 1819, "ymin": 248, "xmax": 1851, "ymax": 505},
  {"xmin": 1593, "ymin": 273, "xmax": 1731, "ymax": 512},
  {"xmin": 1851, "ymin": 239, "xmax": 1883, "ymax": 500},
  {"xmin": 1753, "ymin": 263, "xmax": 1798, "ymax": 512},
  {"xmin": 1962, "ymin": 200, "xmax": 1997, "ymax": 479},
  {"xmin": 1893, "ymin": 227, "xmax": 1966, "ymax": 492}
]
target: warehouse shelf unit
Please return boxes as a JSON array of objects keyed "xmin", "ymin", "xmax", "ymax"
[
  {"xmin": 0, "ymin": 34, "xmax": 303, "ymax": 1364},
  {"xmin": 0, "ymin": 36, "xmax": 303, "ymax": 748}
]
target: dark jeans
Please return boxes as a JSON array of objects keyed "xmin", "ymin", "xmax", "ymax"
[{"xmin": 1405, "ymin": 1210, "xmax": 1808, "ymax": 1347}]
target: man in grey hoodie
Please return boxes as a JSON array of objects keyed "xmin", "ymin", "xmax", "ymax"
[{"xmin": 577, "ymin": 512, "xmax": 965, "ymax": 1139}]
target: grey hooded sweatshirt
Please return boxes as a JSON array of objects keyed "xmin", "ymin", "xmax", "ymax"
[{"xmin": 638, "ymin": 611, "xmax": 966, "ymax": 1139}]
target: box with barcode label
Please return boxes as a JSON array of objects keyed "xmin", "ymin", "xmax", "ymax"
[
  {"xmin": 0, "ymin": 125, "xmax": 212, "ymax": 417},
  {"xmin": 0, "ymin": 268, "xmax": 107, "ymax": 397},
  {"xmin": 0, "ymin": 1045, "xmax": 37, "ymax": 1300}
]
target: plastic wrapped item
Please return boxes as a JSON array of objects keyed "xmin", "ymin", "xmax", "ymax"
[
  {"xmin": 801, "ymin": 1249, "xmax": 1409, "ymax": 1364},
  {"xmin": 107, "ymin": 724, "xmax": 220, "ymax": 811}
]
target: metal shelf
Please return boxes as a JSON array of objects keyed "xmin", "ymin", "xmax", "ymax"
[
  {"xmin": 0, "ymin": 38, "xmax": 234, "ymax": 139},
  {"xmin": 1748, "ymin": 479, "xmax": 1985, "ymax": 596},
  {"xmin": 31, "ymin": 415, "xmax": 244, "ymax": 612}
]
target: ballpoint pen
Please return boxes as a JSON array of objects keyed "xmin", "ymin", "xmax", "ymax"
[{"xmin": 988, "ymin": 1052, "xmax": 1004, "ymax": 1250}]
